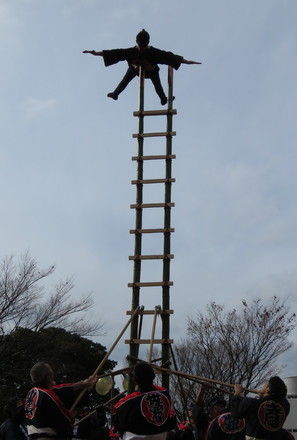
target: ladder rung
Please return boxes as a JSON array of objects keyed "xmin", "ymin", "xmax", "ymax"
[
  {"xmin": 132, "ymin": 131, "xmax": 176, "ymax": 138},
  {"xmin": 126, "ymin": 309, "xmax": 174, "ymax": 315},
  {"xmin": 128, "ymin": 281, "xmax": 173, "ymax": 287},
  {"xmin": 131, "ymin": 178, "xmax": 175, "ymax": 185},
  {"xmin": 130, "ymin": 203, "xmax": 175, "ymax": 209},
  {"xmin": 125, "ymin": 339, "xmax": 174, "ymax": 344},
  {"xmin": 130, "ymin": 228, "xmax": 175, "ymax": 234},
  {"xmin": 129, "ymin": 254, "xmax": 174, "ymax": 260},
  {"xmin": 132, "ymin": 155, "xmax": 176, "ymax": 161},
  {"xmin": 133, "ymin": 109, "xmax": 177, "ymax": 117}
]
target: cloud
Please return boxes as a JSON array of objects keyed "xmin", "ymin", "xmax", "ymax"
[
  {"xmin": 0, "ymin": 2, "xmax": 21, "ymax": 48},
  {"xmin": 22, "ymin": 97, "xmax": 57, "ymax": 121}
]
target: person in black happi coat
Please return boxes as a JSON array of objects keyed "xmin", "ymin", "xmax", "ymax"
[
  {"xmin": 230, "ymin": 376, "xmax": 290, "ymax": 440},
  {"xmin": 25, "ymin": 362, "xmax": 96, "ymax": 440},
  {"xmin": 83, "ymin": 29, "xmax": 201, "ymax": 105},
  {"xmin": 109, "ymin": 362, "xmax": 176, "ymax": 440}
]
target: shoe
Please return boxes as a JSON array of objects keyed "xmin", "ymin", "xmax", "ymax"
[
  {"xmin": 160, "ymin": 96, "xmax": 175, "ymax": 106},
  {"xmin": 107, "ymin": 92, "xmax": 118, "ymax": 100}
]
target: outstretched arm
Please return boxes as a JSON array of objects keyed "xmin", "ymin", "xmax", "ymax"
[
  {"xmin": 82, "ymin": 50, "xmax": 103, "ymax": 56},
  {"xmin": 181, "ymin": 58, "xmax": 201, "ymax": 65}
]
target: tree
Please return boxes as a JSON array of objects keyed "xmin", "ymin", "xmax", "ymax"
[
  {"xmin": 0, "ymin": 327, "xmax": 117, "ymax": 421},
  {"xmin": 171, "ymin": 296, "xmax": 296, "ymax": 415},
  {"xmin": 0, "ymin": 253, "xmax": 104, "ymax": 337}
]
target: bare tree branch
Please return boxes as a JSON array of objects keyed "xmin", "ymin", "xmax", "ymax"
[
  {"xmin": 171, "ymin": 297, "xmax": 296, "ymax": 414},
  {"xmin": 0, "ymin": 253, "xmax": 105, "ymax": 337}
]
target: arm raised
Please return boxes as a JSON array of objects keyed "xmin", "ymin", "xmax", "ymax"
[
  {"xmin": 181, "ymin": 58, "xmax": 201, "ymax": 65},
  {"xmin": 82, "ymin": 50, "xmax": 103, "ymax": 56}
]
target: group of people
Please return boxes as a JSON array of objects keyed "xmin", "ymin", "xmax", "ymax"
[
  {"xmin": 0, "ymin": 360, "xmax": 294, "ymax": 440},
  {"xmin": 184, "ymin": 377, "xmax": 293, "ymax": 440}
]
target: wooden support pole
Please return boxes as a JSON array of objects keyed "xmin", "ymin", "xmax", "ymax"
[
  {"xmin": 70, "ymin": 307, "xmax": 140, "ymax": 411},
  {"xmin": 151, "ymin": 364, "xmax": 258, "ymax": 395},
  {"xmin": 95, "ymin": 366, "xmax": 133, "ymax": 380},
  {"xmin": 126, "ymin": 355, "xmax": 231, "ymax": 395},
  {"xmin": 169, "ymin": 344, "xmax": 189, "ymax": 420},
  {"xmin": 148, "ymin": 306, "xmax": 161, "ymax": 363},
  {"xmin": 73, "ymin": 391, "xmax": 127, "ymax": 427}
]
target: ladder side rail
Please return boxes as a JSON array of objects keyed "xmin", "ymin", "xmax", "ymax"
[
  {"xmin": 162, "ymin": 67, "xmax": 175, "ymax": 388},
  {"xmin": 130, "ymin": 67, "xmax": 145, "ymax": 370}
]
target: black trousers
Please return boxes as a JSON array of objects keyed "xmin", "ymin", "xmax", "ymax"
[{"xmin": 112, "ymin": 66, "xmax": 167, "ymax": 101}]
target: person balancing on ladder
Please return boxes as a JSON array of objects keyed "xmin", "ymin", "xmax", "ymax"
[{"xmin": 83, "ymin": 29, "xmax": 201, "ymax": 106}]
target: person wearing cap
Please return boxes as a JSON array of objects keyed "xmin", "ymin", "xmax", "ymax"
[
  {"xmin": 191, "ymin": 383, "xmax": 229, "ymax": 440},
  {"xmin": 109, "ymin": 362, "xmax": 176, "ymax": 440},
  {"xmin": 230, "ymin": 376, "xmax": 290, "ymax": 440},
  {"xmin": 83, "ymin": 29, "xmax": 201, "ymax": 106}
]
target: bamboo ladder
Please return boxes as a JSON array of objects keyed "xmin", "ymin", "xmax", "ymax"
[{"xmin": 126, "ymin": 66, "xmax": 176, "ymax": 389}]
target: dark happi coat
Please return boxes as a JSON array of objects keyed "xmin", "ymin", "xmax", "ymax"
[
  {"xmin": 206, "ymin": 411, "xmax": 245, "ymax": 440},
  {"xmin": 25, "ymin": 384, "xmax": 74, "ymax": 440},
  {"xmin": 230, "ymin": 395, "xmax": 290, "ymax": 440},
  {"xmin": 110, "ymin": 385, "xmax": 176, "ymax": 437},
  {"xmin": 102, "ymin": 46, "xmax": 183, "ymax": 76}
]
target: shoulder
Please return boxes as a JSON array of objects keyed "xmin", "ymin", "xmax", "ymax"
[
  {"xmin": 114, "ymin": 391, "xmax": 142, "ymax": 409},
  {"xmin": 146, "ymin": 46, "xmax": 162, "ymax": 53},
  {"xmin": 51, "ymin": 383, "xmax": 73, "ymax": 390},
  {"xmin": 153, "ymin": 385, "xmax": 167, "ymax": 391}
]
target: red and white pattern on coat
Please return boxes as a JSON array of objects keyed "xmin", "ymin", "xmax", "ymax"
[
  {"xmin": 140, "ymin": 391, "xmax": 170, "ymax": 426},
  {"xmin": 258, "ymin": 400, "xmax": 286, "ymax": 431},
  {"xmin": 25, "ymin": 388, "xmax": 39, "ymax": 419},
  {"xmin": 217, "ymin": 413, "xmax": 245, "ymax": 434}
]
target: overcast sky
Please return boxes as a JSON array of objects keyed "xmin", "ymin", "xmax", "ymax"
[{"xmin": 1, "ymin": 0, "xmax": 297, "ymax": 380}]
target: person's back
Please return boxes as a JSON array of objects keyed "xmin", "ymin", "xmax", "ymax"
[
  {"xmin": 206, "ymin": 411, "xmax": 245, "ymax": 440},
  {"xmin": 111, "ymin": 363, "xmax": 176, "ymax": 440},
  {"xmin": 25, "ymin": 362, "xmax": 74, "ymax": 440},
  {"xmin": 231, "ymin": 376, "xmax": 290, "ymax": 440}
]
